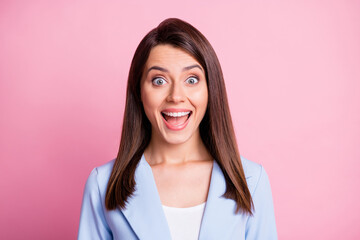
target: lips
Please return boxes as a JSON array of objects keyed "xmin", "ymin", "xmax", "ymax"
[{"xmin": 161, "ymin": 109, "xmax": 192, "ymax": 131}]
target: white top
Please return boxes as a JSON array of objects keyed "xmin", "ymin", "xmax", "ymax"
[{"xmin": 162, "ymin": 202, "xmax": 206, "ymax": 240}]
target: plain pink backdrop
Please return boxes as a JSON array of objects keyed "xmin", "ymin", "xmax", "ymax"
[{"xmin": 1, "ymin": 0, "xmax": 359, "ymax": 239}]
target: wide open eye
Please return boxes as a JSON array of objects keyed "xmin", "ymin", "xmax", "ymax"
[
  {"xmin": 152, "ymin": 77, "xmax": 167, "ymax": 86},
  {"xmin": 185, "ymin": 76, "xmax": 199, "ymax": 85}
]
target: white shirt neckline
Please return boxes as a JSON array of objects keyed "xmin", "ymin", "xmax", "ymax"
[{"xmin": 162, "ymin": 202, "xmax": 206, "ymax": 211}]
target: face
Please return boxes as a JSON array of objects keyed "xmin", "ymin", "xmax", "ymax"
[{"xmin": 140, "ymin": 44, "xmax": 208, "ymax": 145}]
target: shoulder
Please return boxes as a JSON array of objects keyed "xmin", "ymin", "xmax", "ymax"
[
  {"xmin": 240, "ymin": 155, "xmax": 269, "ymax": 196},
  {"xmin": 85, "ymin": 159, "xmax": 115, "ymax": 195},
  {"xmin": 240, "ymin": 156, "xmax": 278, "ymax": 238},
  {"xmin": 94, "ymin": 159, "xmax": 115, "ymax": 179}
]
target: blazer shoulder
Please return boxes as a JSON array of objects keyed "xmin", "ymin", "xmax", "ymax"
[
  {"xmin": 240, "ymin": 155, "xmax": 263, "ymax": 195},
  {"xmin": 88, "ymin": 159, "xmax": 115, "ymax": 193},
  {"xmin": 240, "ymin": 156, "xmax": 278, "ymax": 239},
  {"xmin": 95, "ymin": 159, "xmax": 115, "ymax": 177}
]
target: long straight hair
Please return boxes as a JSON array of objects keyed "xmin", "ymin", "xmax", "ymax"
[{"xmin": 105, "ymin": 18, "xmax": 253, "ymax": 215}]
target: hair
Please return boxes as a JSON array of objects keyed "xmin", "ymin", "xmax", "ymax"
[{"xmin": 105, "ymin": 18, "xmax": 253, "ymax": 215}]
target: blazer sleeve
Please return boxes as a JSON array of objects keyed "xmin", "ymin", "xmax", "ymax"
[
  {"xmin": 78, "ymin": 168, "xmax": 113, "ymax": 240},
  {"xmin": 245, "ymin": 166, "xmax": 278, "ymax": 240}
]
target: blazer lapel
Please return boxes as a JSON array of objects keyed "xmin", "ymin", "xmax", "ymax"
[
  {"xmin": 121, "ymin": 154, "xmax": 247, "ymax": 240},
  {"xmin": 121, "ymin": 155, "xmax": 172, "ymax": 240},
  {"xmin": 198, "ymin": 160, "xmax": 247, "ymax": 239}
]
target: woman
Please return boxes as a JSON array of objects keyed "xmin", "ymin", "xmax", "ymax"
[{"xmin": 78, "ymin": 18, "xmax": 277, "ymax": 240}]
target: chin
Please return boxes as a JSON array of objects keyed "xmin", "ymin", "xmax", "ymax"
[{"xmin": 161, "ymin": 132, "xmax": 193, "ymax": 145}]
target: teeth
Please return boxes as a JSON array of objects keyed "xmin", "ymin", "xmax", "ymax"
[{"xmin": 162, "ymin": 111, "xmax": 190, "ymax": 117}]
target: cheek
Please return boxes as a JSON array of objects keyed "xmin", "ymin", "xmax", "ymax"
[
  {"xmin": 142, "ymin": 100, "xmax": 154, "ymax": 120},
  {"xmin": 190, "ymin": 88, "xmax": 208, "ymax": 112},
  {"xmin": 141, "ymin": 89, "xmax": 162, "ymax": 120},
  {"xmin": 141, "ymin": 89, "xmax": 152, "ymax": 117}
]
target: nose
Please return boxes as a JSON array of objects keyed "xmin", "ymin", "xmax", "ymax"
[{"xmin": 166, "ymin": 82, "xmax": 185, "ymax": 103}]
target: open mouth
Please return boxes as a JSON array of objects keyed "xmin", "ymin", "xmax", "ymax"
[{"xmin": 161, "ymin": 111, "xmax": 192, "ymax": 127}]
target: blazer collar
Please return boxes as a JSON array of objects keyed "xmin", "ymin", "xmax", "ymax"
[{"xmin": 121, "ymin": 154, "xmax": 241, "ymax": 240}]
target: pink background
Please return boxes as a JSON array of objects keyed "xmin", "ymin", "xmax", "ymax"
[{"xmin": 1, "ymin": 0, "xmax": 359, "ymax": 239}]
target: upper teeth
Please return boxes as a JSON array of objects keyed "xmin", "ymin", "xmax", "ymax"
[{"xmin": 163, "ymin": 111, "xmax": 190, "ymax": 117}]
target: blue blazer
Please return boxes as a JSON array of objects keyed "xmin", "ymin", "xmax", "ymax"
[{"xmin": 78, "ymin": 154, "xmax": 277, "ymax": 239}]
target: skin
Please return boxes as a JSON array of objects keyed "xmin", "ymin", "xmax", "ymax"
[{"xmin": 140, "ymin": 44, "xmax": 213, "ymax": 207}]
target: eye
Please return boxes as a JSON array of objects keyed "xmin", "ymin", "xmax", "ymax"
[
  {"xmin": 152, "ymin": 77, "xmax": 167, "ymax": 86},
  {"xmin": 185, "ymin": 76, "xmax": 199, "ymax": 85}
]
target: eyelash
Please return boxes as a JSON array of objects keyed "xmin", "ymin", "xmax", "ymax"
[{"xmin": 151, "ymin": 76, "xmax": 200, "ymax": 86}]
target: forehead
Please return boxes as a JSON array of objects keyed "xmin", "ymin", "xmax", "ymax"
[{"xmin": 145, "ymin": 44, "xmax": 201, "ymax": 68}]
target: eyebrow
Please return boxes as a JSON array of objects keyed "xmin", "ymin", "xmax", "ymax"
[{"xmin": 146, "ymin": 64, "xmax": 204, "ymax": 75}]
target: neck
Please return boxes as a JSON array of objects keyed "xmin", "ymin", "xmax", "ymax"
[{"xmin": 144, "ymin": 131, "xmax": 212, "ymax": 166}]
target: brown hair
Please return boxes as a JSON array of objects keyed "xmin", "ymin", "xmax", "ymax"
[{"xmin": 105, "ymin": 18, "xmax": 253, "ymax": 215}]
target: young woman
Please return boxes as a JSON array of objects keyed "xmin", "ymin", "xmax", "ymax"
[{"xmin": 78, "ymin": 18, "xmax": 277, "ymax": 240}]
